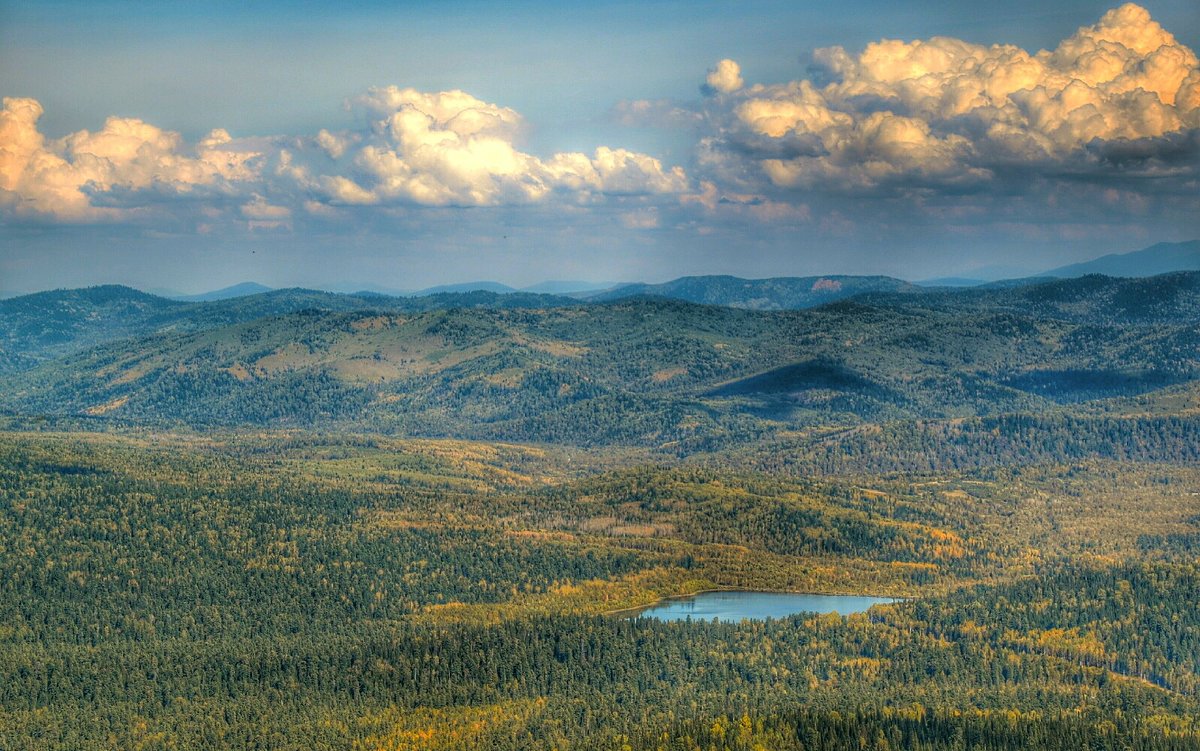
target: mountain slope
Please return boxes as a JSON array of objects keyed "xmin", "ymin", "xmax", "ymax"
[
  {"xmin": 1041, "ymin": 240, "xmax": 1200, "ymax": 278},
  {"xmin": 0, "ymin": 286, "xmax": 186, "ymax": 371},
  {"xmin": 586, "ymin": 275, "xmax": 920, "ymax": 309},
  {"xmin": 0, "ymin": 286, "xmax": 576, "ymax": 372},
  {"xmin": 413, "ymin": 281, "xmax": 517, "ymax": 296},
  {"xmin": 862, "ymin": 271, "xmax": 1200, "ymax": 325},
  {"xmin": 174, "ymin": 282, "xmax": 274, "ymax": 301},
  {"xmin": 4, "ymin": 274, "xmax": 1198, "ymax": 447}
]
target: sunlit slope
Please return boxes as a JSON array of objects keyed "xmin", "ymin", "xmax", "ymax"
[
  {"xmin": 1, "ymin": 274, "xmax": 1197, "ymax": 446},
  {"xmin": 870, "ymin": 271, "xmax": 1200, "ymax": 324},
  {"xmin": 586, "ymin": 274, "xmax": 920, "ymax": 309},
  {"xmin": 0, "ymin": 285, "xmax": 574, "ymax": 371}
]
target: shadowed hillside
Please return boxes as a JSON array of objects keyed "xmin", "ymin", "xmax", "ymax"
[{"xmin": 2, "ymin": 273, "xmax": 1198, "ymax": 449}]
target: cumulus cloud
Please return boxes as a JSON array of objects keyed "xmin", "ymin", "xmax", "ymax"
[
  {"xmin": 0, "ymin": 88, "xmax": 688, "ymax": 223},
  {"xmin": 697, "ymin": 3, "xmax": 1200, "ymax": 195},
  {"xmin": 240, "ymin": 194, "xmax": 292, "ymax": 231},
  {"xmin": 704, "ymin": 59, "xmax": 744, "ymax": 95},
  {"xmin": 0, "ymin": 98, "xmax": 263, "ymax": 221},
  {"xmin": 315, "ymin": 86, "xmax": 687, "ymax": 207},
  {"xmin": 4, "ymin": 3, "xmax": 1194, "ymax": 243}
]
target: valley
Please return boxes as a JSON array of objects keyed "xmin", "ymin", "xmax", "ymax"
[
  {"xmin": 1, "ymin": 271, "xmax": 1200, "ymax": 749},
  {"xmin": 6, "ymin": 0, "xmax": 1200, "ymax": 745}
]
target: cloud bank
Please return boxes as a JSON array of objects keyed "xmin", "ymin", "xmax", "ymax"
[
  {"xmin": 0, "ymin": 88, "xmax": 687, "ymax": 225},
  {"xmin": 0, "ymin": 98, "xmax": 263, "ymax": 221},
  {"xmin": 695, "ymin": 3, "xmax": 1199, "ymax": 196},
  {"xmin": 0, "ymin": 3, "xmax": 1196, "ymax": 251},
  {"xmin": 313, "ymin": 87, "xmax": 687, "ymax": 208}
]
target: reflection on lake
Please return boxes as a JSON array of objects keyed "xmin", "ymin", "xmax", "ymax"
[{"xmin": 634, "ymin": 590, "xmax": 898, "ymax": 623}]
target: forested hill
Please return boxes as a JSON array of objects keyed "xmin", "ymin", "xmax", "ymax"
[
  {"xmin": 1, "ymin": 272, "xmax": 1198, "ymax": 450},
  {"xmin": 585, "ymin": 274, "xmax": 920, "ymax": 309},
  {"xmin": 3, "ymin": 274, "xmax": 1200, "ymax": 751},
  {"xmin": 859, "ymin": 271, "xmax": 1200, "ymax": 324},
  {"xmin": 0, "ymin": 285, "xmax": 186, "ymax": 370},
  {"xmin": 8, "ymin": 272, "xmax": 1197, "ymax": 374},
  {"xmin": 0, "ymin": 285, "xmax": 575, "ymax": 371}
]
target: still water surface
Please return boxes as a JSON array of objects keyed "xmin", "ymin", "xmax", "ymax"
[{"xmin": 635, "ymin": 590, "xmax": 897, "ymax": 623}]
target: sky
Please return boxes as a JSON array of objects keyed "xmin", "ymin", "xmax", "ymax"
[{"xmin": 1, "ymin": 0, "xmax": 1199, "ymax": 294}]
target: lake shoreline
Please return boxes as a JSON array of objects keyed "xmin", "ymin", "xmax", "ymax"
[{"xmin": 603, "ymin": 587, "xmax": 904, "ymax": 620}]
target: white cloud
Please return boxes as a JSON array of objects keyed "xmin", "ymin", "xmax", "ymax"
[
  {"xmin": 698, "ymin": 4, "xmax": 1200, "ymax": 194},
  {"xmin": 679, "ymin": 180, "xmax": 811, "ymax": 224},
  {"xmin": 704, "ymin": 59, "xmax": 744, "ymax": 95},
  {"xmin": 0, "ymin": 87, "xmax": 688, "ymax": 223},
  {"xmin": 240, "ymin": 194, "xmax": 291, "ymax": 231},
  {"xmin": 0, "ymin": 97, "xmax": 263, "ymax": 221},
  {"xmin": 316, "ymin": 86, "xmax": 688, "ymax": 207},
  {"xmin": 4, "ymin": 4, "xmax": 1192, "ymax": 239},
  {"xmin": 315, "ymin": 129, "xmax": 351, "ymax": 159}
]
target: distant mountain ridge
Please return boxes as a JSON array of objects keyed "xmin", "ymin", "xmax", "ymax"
[
  {"xmin": 521, "ymin": 280, "xmax": 617, "ymax": 295},
  {"xmin": 3, "ymin": 272, "xmax": 1198, "ymax": 446},
  {"xmin": 8, "ymin": 239, "xmax": 1197, "ymax": 305},
  {"xmin": 585, "ymin": 274, "xmax": 920, "ymax": 309},
  {"xmin": 412, "ymin": 281, "xmax": 517, "ymax": 296},
  {"xmin": 173, "ymin": 282, "xmax": 274, "ymax": 302},
  {"xmin": 0, "ymin": 285, "xmax": 576, "ymax": 371},
  {"xmin": 105, "ymin": 239, "xmax": 1200, "ymax": 307},
  {"xmin": 149, "ymin": 274, "xmax": 925, "ymax": 310},
  {"xmin": 176, "ymin": 280, "xmax": 620, "ymax": 299},
  {"xmin": 7, "ymin": 268, "xmax": 1199, "ymax": 374},
  {"xmin": 1040, "ymin": 241, "xmax": 1200, "ymax": 278},
  {"xmin": 917, "ymin": 277, "xmax": 986, "ymax": 288}
]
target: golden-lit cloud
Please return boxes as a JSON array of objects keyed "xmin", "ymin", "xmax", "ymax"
[
  {"xmin": 0, "ymin": 97, "xmax": 262, "ymax": 221},
  {"xmin": 1, "ymin": 2, "xmax": 1194, "ymax": 242},
  {"xmin": 704, "ymin": 59, "xmax": 744, "ymax": 95},
  {"xmin": 317, "ymin": 86, "xmax": 688, "ymax": 207},
  {"xmin": 699, "ymin": 3, "xmax": 1200, "ymax": 193},
  {"xmin": 0, "ymin": 87, "xmax": 689, "ymax": 222}
]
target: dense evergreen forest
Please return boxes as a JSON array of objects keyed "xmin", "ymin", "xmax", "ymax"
[
  {"xmin": 1, "ymin": 431, "xmax": 1198, "ymax": 750},
  {"xmin": 1, "ymin": 274, "xmax": 1199, "ymax": 749}
]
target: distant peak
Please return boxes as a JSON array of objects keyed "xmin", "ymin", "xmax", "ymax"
[
  {"xmin": 411, "ymin": 281, "xmax": 516, "ymax": 296},
  {"xmin": 1039, "ymin": 240, "xmax": 1200, "ymax": 279},
  {"xmin": 174, "ymin": 282, "xmax": 274, "ymax": 302}
]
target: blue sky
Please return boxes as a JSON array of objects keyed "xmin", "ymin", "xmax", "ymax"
[{"xmin": 1, "ymin": 0, "xmax": 1198, "ymax": 293}]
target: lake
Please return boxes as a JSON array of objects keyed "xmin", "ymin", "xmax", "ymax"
[{"xmin": 633, "ymin": 590, "xmax": 898, "ymax": 623}]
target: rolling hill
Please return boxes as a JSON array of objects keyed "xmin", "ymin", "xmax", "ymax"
[
  {"xmin": 413, "ymin": 281, "xmax": 517, "ymax": 296},
  {"xmin": 0, "ymin": 285, "xmax": 187, "ymax": 371},
  {"xmin": 173, "ymin": 281, "xmax": 274, "ymax": 301},
  {"xmin": 584, "ymin": 274, "xmax": 920, "ymax": 309},
  {"xmin": 3, "ymin": 273, "xmax": 1198, "ymax": 449},
  {"xmin": 0, "ymin": 285, "xmax": 576, "ymax": 372},
  {"xmin": 5, "ymin": 270, "xmax": 1200, "ymax": 751}
]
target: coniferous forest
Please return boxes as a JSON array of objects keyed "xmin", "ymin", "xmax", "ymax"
[{"xmin": 1, "ymin": 275, "xmax": 1199, "ymax": 749}]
